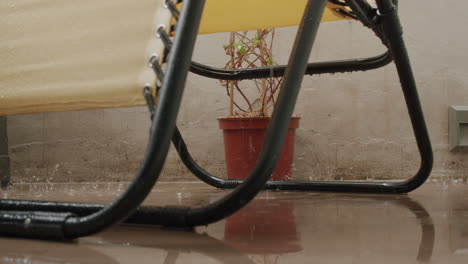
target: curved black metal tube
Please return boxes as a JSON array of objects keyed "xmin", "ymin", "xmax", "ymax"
[
  {"xmin": 171, "ymin": 0, "xmax": 432, "ymax": 194},
  {"xmin": 155, "ymin": 0, "xmax": 392, "ymax": 81},
  {"xmin": 0, "ymin": 0, "xmax": 206, "ymax": 240},
  {"xmin": 345, "ymin": 0, "xmax": 375, "ymax": 27},
  {"xmin": 184, "ymin": 0, "xmax": 327, "ymax": 226},
  {"xmin": 329, "ymin": 0, "xmax": 348, "ymax": 6},
  {"xmin": 0, "ymin": 0, "xmax": 327, "ymax": 234},
  {"xmin": 344, "ymin": 0, "xmax": 391, "ymax": 45},
  {"xmin": 189, "ymin": 51, "xmax": 393, "ymax": 81},
  {"xmin": 158, "ymin": 24, "xmax": 393, "ymax": 81},
  {"xmin": 0, "ymin": 0, "xmax": 432, "ymax": 239}
]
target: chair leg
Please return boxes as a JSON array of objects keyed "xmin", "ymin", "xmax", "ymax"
[
  {"xmin": 0, "ymin": 0, "xmax": 206, "ymax": 240},
  {"xmin": 172, "ymin": 0, "xmax": 433, "ymax": 194},
  {"xmin": 1, "ymin": 0, "xmax": 329, "ymax": 231},
  {"xmin": 0, "ymin": 0, "xmax": 430, "ymax": 241}
]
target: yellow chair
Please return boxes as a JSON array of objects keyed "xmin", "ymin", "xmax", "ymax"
[
  {"xmin": 192, "ymin": 0, "xmax": 360, "ymax": 34},
  {"xmin": 0, "ymin": 0, "xmax": 358, "ymax": 115},
  {"xmin": 0, "ymin": 0, "xmax": 432, "ymax": 240}
]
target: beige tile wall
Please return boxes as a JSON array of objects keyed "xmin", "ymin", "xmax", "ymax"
[{"xmin": 6, "ymin": 0, "xmax": 468, "ymax": 182}]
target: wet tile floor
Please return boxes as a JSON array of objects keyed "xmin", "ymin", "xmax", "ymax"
[{"xmin": 1, "ymin": 181, "xmax": 468, "ymax": 263}]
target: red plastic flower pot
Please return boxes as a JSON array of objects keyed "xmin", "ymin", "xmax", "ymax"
[{"xmin": 218, "ymin": 117, "xmax": 300, "ymax": 180}]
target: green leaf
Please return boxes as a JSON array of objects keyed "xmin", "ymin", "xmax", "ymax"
[
  {"xmin": 252, "ymin": 34, "xmax": 260, "ymax": 45},
  {"xmin": 267, "ymin": 57, "xmax": 274, "ymax": 66},
  {"xmin": 233, "ymin": 42, "xmax": 242, "ymax": 50},
  {"xmin": 239, "ymin": 46, "xmax": 247, "ymax": 55},
  {"xmin": 234, "ymin": 42, "xmax": 246, "ymax": 55}
]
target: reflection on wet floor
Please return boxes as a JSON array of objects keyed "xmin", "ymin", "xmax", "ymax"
[
  {"xmin": 1, "ymin": 182, "xmax": 468, "ymax": 263},
  {"xmin": 224, "ymin": 199, "xmax": 302, "ymax": 256}
]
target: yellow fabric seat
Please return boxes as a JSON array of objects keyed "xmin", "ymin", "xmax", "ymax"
[
  {"xmin": 194, "ymin": 0, "xmax": 357, "ymax": 34},
  {"xmin": 0, "ymin": 0, "xmax": 171, "ymax": 115},
  {"xmin": 0, "ymin": 0, "xmax": 369, "ymax": 116}
]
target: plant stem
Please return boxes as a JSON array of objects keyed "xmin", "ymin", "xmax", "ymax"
[
  {"xmin": 228, "ymin": 32, "xmax": 235, "ymax": 116},
  {"xmin": 259, "ymin": 30, "xmax": 269, "ymax": 117}
]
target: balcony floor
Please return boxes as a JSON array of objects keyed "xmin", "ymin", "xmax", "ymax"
[{"xmin": 1, "ymin": 181, "xmax": 468, "ymax": 263}]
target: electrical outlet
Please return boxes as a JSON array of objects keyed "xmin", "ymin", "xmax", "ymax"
[{"xmin": 449, "ymin": 106, "xmax": 468, "ymax": 151}]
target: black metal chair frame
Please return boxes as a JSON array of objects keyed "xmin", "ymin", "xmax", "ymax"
[
  {"xmin": 0, "ymin": 0, "xmax": 432, "ymax": 240},
  {"xmin": 170, "ymin": 0, "xmax": 433, "ymax": 194}
]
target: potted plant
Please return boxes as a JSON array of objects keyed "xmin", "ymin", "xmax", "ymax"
[{"xmin": 218, "ymin": 29, "xmax": 300, "ymax": 180}]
